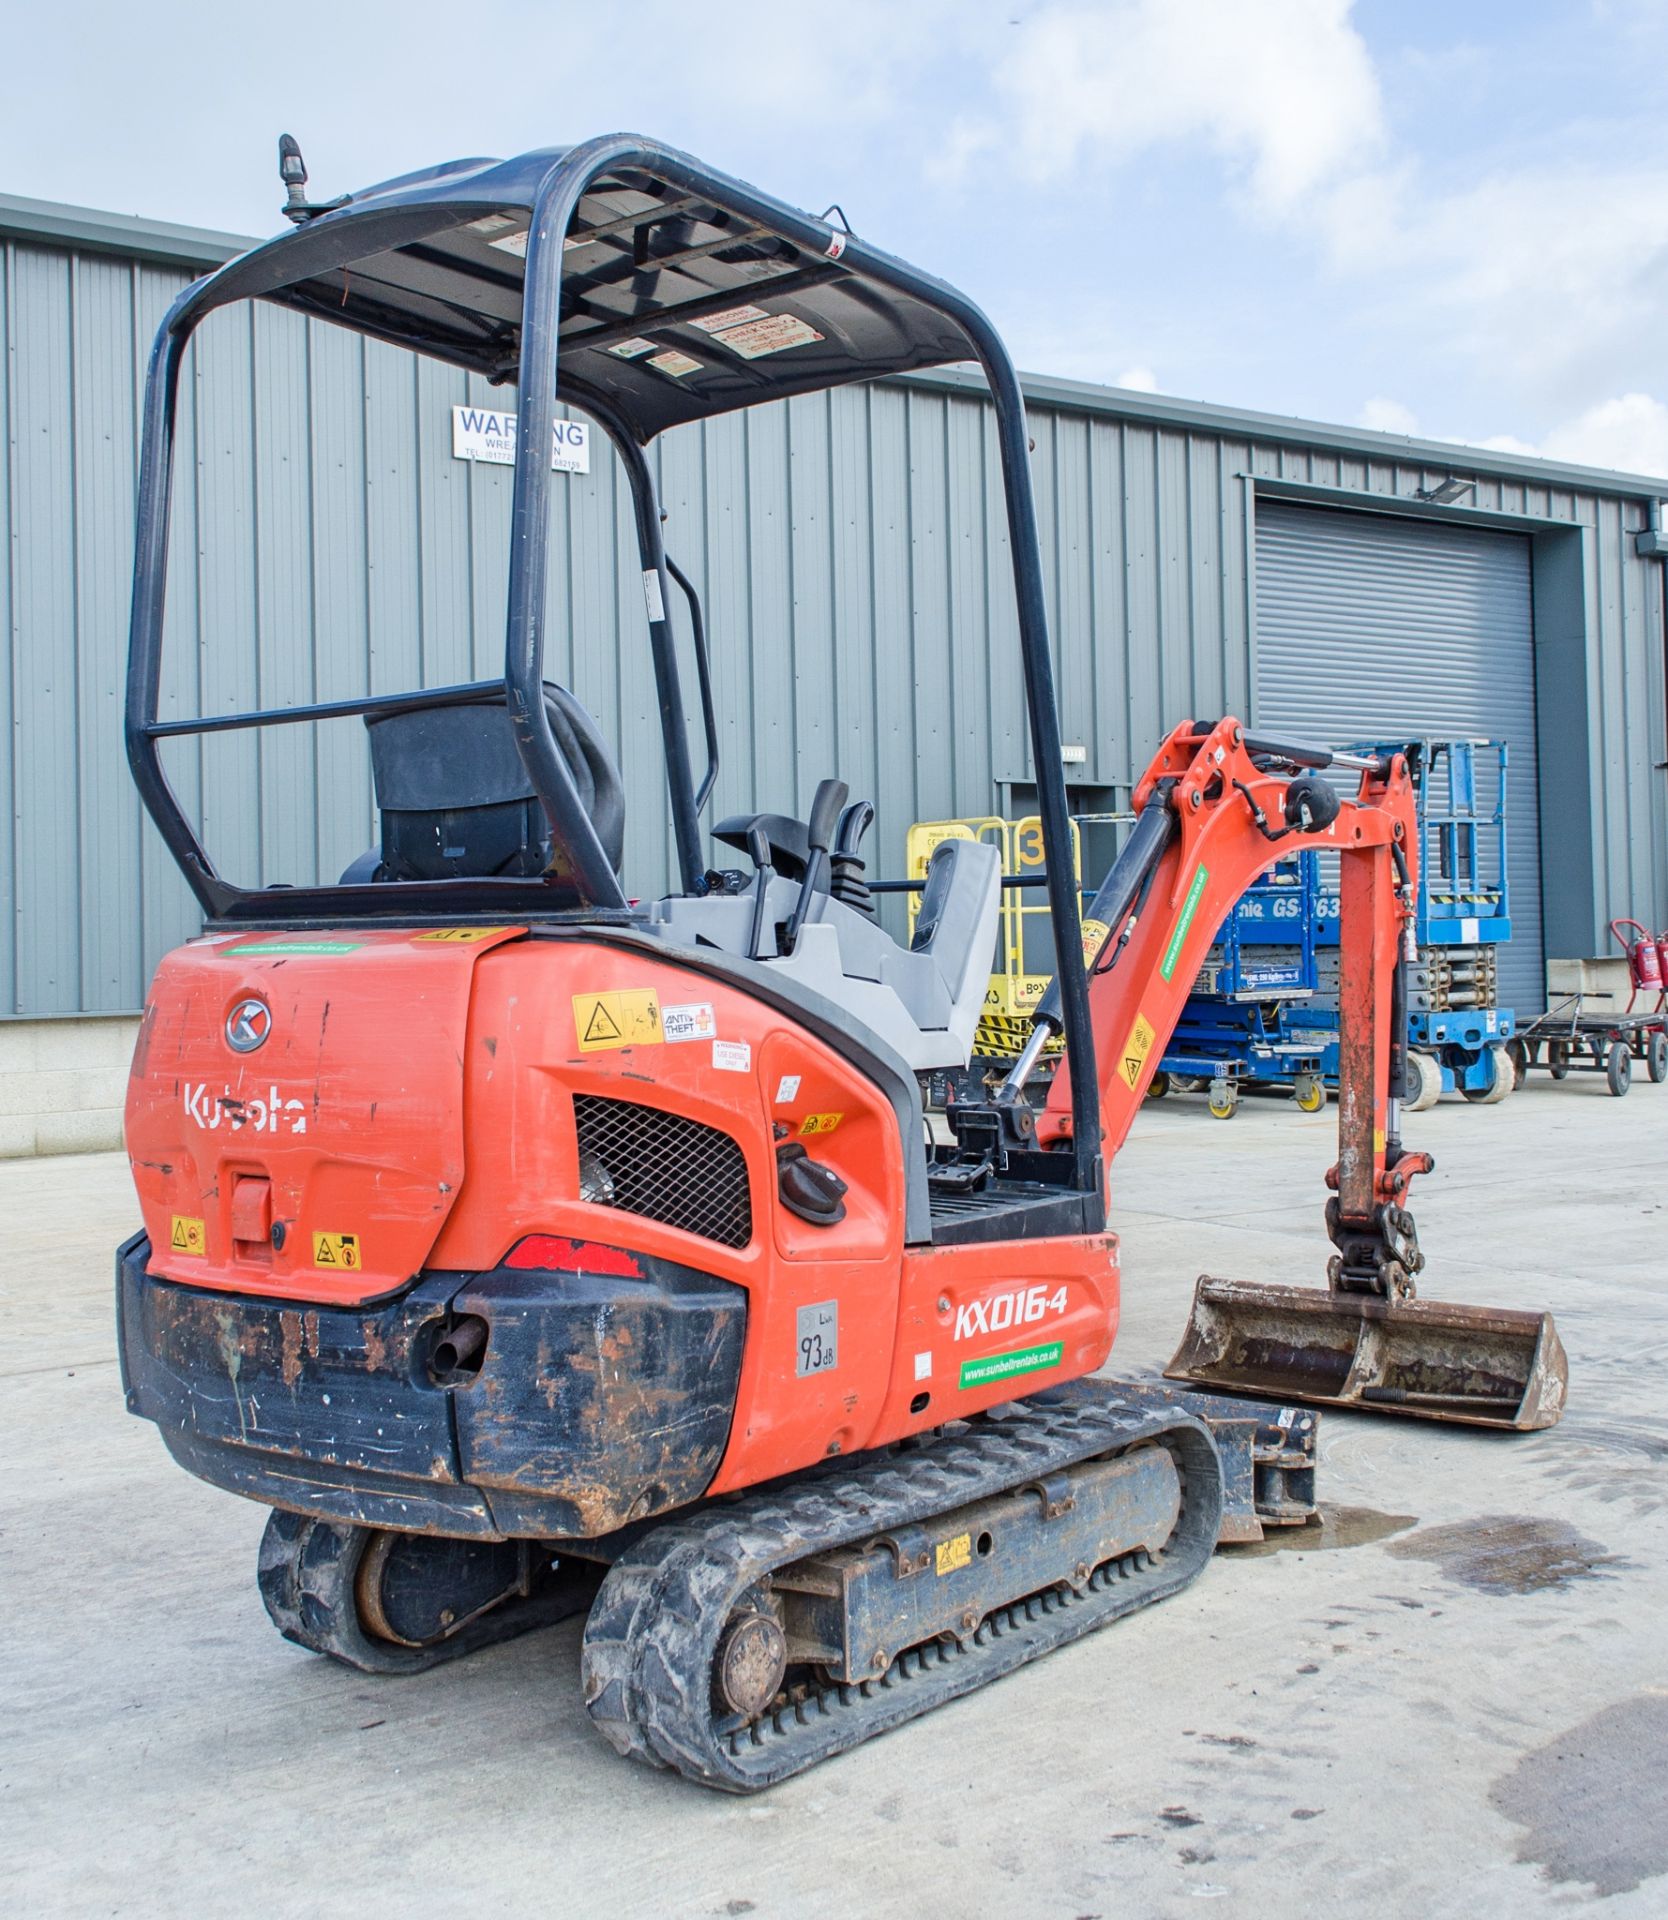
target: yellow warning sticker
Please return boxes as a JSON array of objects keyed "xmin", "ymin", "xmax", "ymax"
[
  {"xmin": 935, "ymin": 1532, "xmax": 972, "ymax": 1576},
  {"xmin": 1119, "ymin": 1012, "xmax": 1158, "ymax": 1090},
  {"xmin": 799, "ymin": 1112, "xmax": 844, "ymax": 1136},
  {"xmin": 572, "ymin": 989, "xmax": 663, "ymax": 1052},
  {"xmin": 170, "ymin": 1214, "xmax": 206, "ymax": 1256},
  {"xmin": 312, "ymin": 1231, "xmax": 361, "ymax": 1271},
  {"xmin": 1080, "ymin": 917, "xmax": 1111, "ymax": 967},
  {"xmin": 412, "ymin": 926, "xmax": 512, "ymax": 944}
]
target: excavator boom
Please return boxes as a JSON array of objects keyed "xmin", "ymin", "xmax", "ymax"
[{"xmin": 1002, "ymin": 717, "xmax": 1566, "ymax": 1431}]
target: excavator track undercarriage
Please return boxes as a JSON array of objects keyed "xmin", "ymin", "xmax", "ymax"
[{"xmin": 580, "ymin": 1389, "xmax": 1221, "ymax": 1791}]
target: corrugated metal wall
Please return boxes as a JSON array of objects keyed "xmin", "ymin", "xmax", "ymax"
[{"xmin": 5, "ymin": 227, "xmax": 1666, "ymax": 1018}]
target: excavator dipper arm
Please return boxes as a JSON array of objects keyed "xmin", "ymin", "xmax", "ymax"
[
  {"xmin": 1003, "ymin": 717, "xmax": 1566, "ymax": 1431},
  {"xmin": 1018, "ymin": 717, "xmax": 1429, "ymax": 1289}
]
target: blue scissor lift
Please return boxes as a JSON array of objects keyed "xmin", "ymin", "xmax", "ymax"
[
  {"xmin": 1286, "ymin": 737, "xmax": 1517, "ymax": 1108},
  {"xmin": 1149, "ymin": 852, "xmax": 1330, "ymax": 1118}
]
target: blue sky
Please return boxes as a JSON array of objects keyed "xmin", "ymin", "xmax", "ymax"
[{"xmin": 7, "ymin": 0, "xmax": 1668, "ymax": 473}]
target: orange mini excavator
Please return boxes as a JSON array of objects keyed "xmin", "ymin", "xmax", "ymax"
[{"xmin": 118, "ymin": 135, "xmax": 1566, "ymax": 1790}]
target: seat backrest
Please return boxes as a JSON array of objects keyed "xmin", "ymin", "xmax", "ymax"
[
  {"xmin": 365, "ymin": 684, "xmax": 624, "ymax": 884},
  {"xmin": 907, "ymin": 837, "xmax": 1003, "ymax": 1048}
]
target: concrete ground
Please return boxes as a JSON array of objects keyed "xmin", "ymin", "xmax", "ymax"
[{"xmin": 7, "ymin": 1070, "xmax": 1667, "ymax": 1918}]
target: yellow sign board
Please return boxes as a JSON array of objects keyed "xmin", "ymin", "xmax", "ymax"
[
  {"xmin": 170, "ymin": 1214, "xmax": 206, "ymax": 1256},
  {"xmin": 412, "ymin": 926, "xmax": 512, "ymax": 943},
  {"xmin": 312, "ymin": 1231, "xmax": 361, "ymax": 1270},
  {"xmin": 799, "ymin": 1112, "xmax": 844, "ymax": 1136},
  {"xmin": 935, "ymin": 1531, "xmax": 973, "ymax": 1576},
  {"xmin": 1118, "ymin": 1012, "xmax": 1157, "ymax": 1090},
  {"xmin": 572, "ymin": 989, "xmax": 664, "ymax": 1052}
]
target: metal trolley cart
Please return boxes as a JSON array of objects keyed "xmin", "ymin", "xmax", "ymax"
[
  {"xmin": 1513, "ymin": 998, "xmax": 1668, "ymax": 1096},
  {"xmin": 1512, "ymin": 919, "xmax": 1668, "ymax": 1095}
]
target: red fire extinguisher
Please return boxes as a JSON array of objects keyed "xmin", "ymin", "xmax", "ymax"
[{"xmin": 1610, "ymin": 918, "xmax": 1665, "ymax": 1010}]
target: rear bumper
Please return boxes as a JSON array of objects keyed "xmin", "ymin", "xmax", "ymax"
[{"xmin": 116, "ymin": 1233, "xmax": 745, "ymax": 1541}]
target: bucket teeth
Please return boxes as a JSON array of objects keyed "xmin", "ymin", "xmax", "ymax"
[{"xmin": 1164, "ymin": 1276, "xmax": 1568, "ymax": 1431}]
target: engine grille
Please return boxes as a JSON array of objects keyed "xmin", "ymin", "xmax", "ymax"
[{"xmin": 572, "ymin": 1094, "xmax": 752, "ymax": 1250}]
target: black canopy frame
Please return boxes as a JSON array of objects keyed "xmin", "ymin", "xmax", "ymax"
[{"xmin": 124, "ymin": 132, "xmax": 1103, "ymax": 1194}]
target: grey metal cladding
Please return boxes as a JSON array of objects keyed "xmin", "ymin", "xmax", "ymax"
[{"xmin": 3, "ymin": 215, "xmax": 1666, "ymax": 1018}]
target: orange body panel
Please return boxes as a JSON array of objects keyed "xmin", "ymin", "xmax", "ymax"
[
  {"xmin": 125, "ymin": 926, "xmax": 525, "ymax": 1303},
  {"xmin": 124, "ymin": 927, "xmax": 1120, "ymax": 1500}
]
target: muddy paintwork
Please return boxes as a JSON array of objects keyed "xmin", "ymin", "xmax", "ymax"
[{"xmin": 118, "ymin": 1234, "xmax": 745, "ymax": 1538}]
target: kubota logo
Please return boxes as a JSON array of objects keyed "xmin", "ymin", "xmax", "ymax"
[
  {"xmin": 225, "ymin": 997, "xmax": 272, "ymax": 1053},
  {"xmin": 954, "ymin": 1284, "xmax": 1069, "ymax": 1341},
  {"xmin": 182, "ymin": 1083, "xmax": 308, "ymax": 1135}
]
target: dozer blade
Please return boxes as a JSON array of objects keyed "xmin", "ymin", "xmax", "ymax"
[{"xmin": 1164, "ymin": 1277, "xmax": 1568, "ymax": 1431}]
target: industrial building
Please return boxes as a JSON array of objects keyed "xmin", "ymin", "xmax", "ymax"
[{"xmin": 3, "ymin": 190, "xmax": 1665, "ymax": 1151}]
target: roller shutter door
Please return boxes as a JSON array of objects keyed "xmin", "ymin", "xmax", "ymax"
[{"xmin": 1255, "ymin": 502, "xmax": 1544, "ymax": 1013}]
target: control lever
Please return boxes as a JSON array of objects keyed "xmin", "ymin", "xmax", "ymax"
[
  {"xmin": 830, "ymin": 799, "xmax": 877, "ymax": 915},
  {"xmin": 745, "ymin": 824, "xmax": 774, "ymax": 959},
  {"xmin": 782, "ymin": 779, "xmax": 848, "ymax": 954}
]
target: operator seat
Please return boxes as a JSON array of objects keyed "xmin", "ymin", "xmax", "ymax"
[
  {"xmin": 355, "ymin": 684, "xmax": 624, "ymax": 887},
  {"xmin": 648, "ymin": 813, "xmax": 1001, "ymax": 1073}
]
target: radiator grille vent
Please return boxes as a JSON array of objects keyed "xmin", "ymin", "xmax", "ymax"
[{"xmin": 572, "ymin": 1094, "xmax": 752, "ymax": 1249}]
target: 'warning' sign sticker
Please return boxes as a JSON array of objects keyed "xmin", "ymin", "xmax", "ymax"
[
  {"xmin": 935, "ymin": 1532, "xmax": 972, "ymax": 1576},
  {"xmin": 312, "ymin": 1231, "xmax": 360, "ymax": 1270},
  {"xmin": 573, "ymin": 989, "xmax": 663, "ymax": 1052},
  {"xmin": 1118, "ymin": 1012, "xmax": 1157, "ymax": 1090},
  {"xmin": 170, "ymin": 1214, "xmax": 206, "ymax": 1256},
  {"xmin": 412, "ymin": 926, "xmax": 512, "ymax": 943}
]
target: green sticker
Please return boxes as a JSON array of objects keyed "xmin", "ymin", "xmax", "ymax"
[
  {"xmin": 223, "ymin": 940, "xmax": 362, "ymax": 957},
  {"xmin": 959, "ymin": 1341, "xmax": 1064, "ymax": 1390},
  {"xmin": 1159, "ymin": 864, "xmax": 1210, "ymax": 981}
]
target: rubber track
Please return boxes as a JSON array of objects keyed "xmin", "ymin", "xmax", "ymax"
[
  {"xmin": 580, "ymin": 1392, "xmax": 1223, "ymax": 1790},
  {"xmin": 257, "ymin": 1511, "xmax": 590, "ymax": 1674}
]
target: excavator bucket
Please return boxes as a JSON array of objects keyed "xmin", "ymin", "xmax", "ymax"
[{"xmin": 1165, "ymin": 1277, "xmax": 1568, "ymax": 1431}]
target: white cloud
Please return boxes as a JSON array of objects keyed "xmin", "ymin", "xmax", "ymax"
[
  {"xmin": 1115, "ymin": 364, "xmax": 1160, "ymax": 392},
  {"xmin": 944, "ymin": 0, "xmax": 1384, "ymax": 211},
  {"xmin": 932, "ymin": 7, "xmax": 1668, "ymax": 430},
  {"xmin": 1541, "ymin": 393, "xmax": 1668, "ymax": 474},
  {"xmin": 1358, "ymin": 397, "xmax": 1419, "ymax": 434},
  {"xmin": 1436, "ymin": 396, "xmax": 1668, "ymax": 478},
  {"xmin": 1356, "ymin": 163, "xmax": 1668, "ymax": 389}
]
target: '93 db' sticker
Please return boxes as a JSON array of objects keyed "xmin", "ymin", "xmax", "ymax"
[{"xmin": 796, "ymin": 1301, "xmax": 838, "ymax": 1376}]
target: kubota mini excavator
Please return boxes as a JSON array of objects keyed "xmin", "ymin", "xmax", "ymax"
[{"xmin": 117, "ymin": 134, "xmax": 1566, "ymax": 1791}]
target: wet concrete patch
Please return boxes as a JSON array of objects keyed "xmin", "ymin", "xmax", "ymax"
[
  {"xmin": 1387, "ymin": 1513, "xmax": 1623, "ymax": 1594},
  {"xmin": 1223, "ymin": 1503, "xmax": 1417, "ymax": 1557},
  {"xmin": 1491, "ymin": 1694, "xmax": 1668, "ymax": 1896}
]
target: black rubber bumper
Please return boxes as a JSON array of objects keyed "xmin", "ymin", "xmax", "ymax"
[{"xmin": 116, "ymin": 1233, "xmax": 745, "ymax": 1541}]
